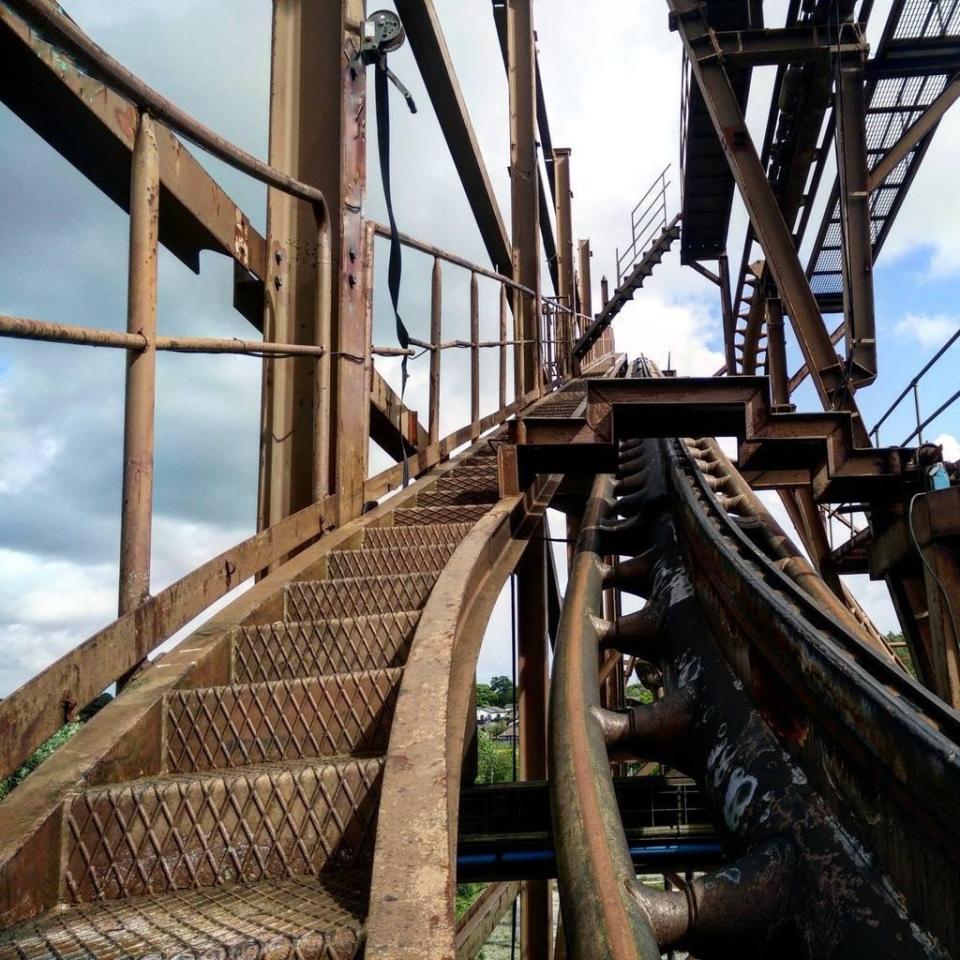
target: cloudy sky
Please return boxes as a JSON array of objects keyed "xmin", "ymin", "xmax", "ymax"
[{"xmin": 1, "ymin": 0, "xmax": 958, "ymax": 693}]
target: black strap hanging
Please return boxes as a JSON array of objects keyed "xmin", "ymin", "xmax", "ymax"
[{"xmin": 374, "ymin": 52, "xmax": 416, "ymax": 484}]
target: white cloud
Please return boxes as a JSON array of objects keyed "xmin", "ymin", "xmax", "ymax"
[
  {"xmin": 933, "ymin": 433, "xmax": 960, "ymax": 462},
  {"xmin": 0, "ymin": 512, "xmax": 252, "ymax": 697},
  {"xmin": 894, "ymin": 312, "xmax": 959, "ymax": 347},
  {"xmin": 0, "ymin": 387, "xmax": 62, "ymax": 495},
  {"xmin": 611, "ymin": 292, "xmax": 724, "ymax": 376}
]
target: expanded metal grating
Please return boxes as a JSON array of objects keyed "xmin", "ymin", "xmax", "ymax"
[
  {"xmin": 359, "ymin": 521, "xmax": 474, "ymax": 550},
  {"xmin": 62, "ymin": 758, "xmax": 383, "ymax": 902},
  {"xmin": 164, "ymin": 669, "xmax": 401, "ymax": 772},
  {"xmin": 807, "ymin": 0, "xmax": 960, "ymax": 298},
  {"xmin": 0, "ymin": 871, "xmax": 367, "ymax": 960},
  {"xmin": 231, "ymin": 612, "xmax": 420, "ymax": 683},
  {"xmin": 284, "ymin": 573, "xmax": 439, "ymax": 621}
]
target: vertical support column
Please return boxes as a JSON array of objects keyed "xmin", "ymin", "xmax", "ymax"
[
  {"xmin": 554, "ymin": 148, "xmax": 575, "ymax": 377},
  {"xmin": 429, "ymin": 258, "xmax": 442, "ymax": 443},
  {"xmin": 118, "ymin": 111, "xmax": 159, "ymax": 619},
  {"xmin": 577, "ymin": 239, "xmax": 593, "ymax": 318},
  {"xmin": 499, "ymin": 284, "xmax": 508, "ymax": 412},
  {"xmin": 259, "ymin": 0, "xmax": 368, "ymax": 531},
  {"xmin": 508, "ymin": 0, "xmax": 541, "ymax": 398},
  {"xmin": 470, "ymin": 271, "xmax": 480, "ymax": 436},
  {"xmin": 835, "ymin": 51, "xmax": 876, "ymax": 388},
  {"xmin": 330, "ymin": 0, "xmax": 369, "ymax": 523},
  {"xmin": 577, "ymin": 238, "xmax": 593, "ymax": 363},
  {"xmin": 911, "ymin": 491, "xmax": 960, "ymax": 709},
  {"xmin": 718, "ymin": 253, "xmax": 737, "ymax": 374},
  {"xmin": 516, "ymin": 527, "xmax": 551, "ymax": 960},
  {"xmin": 765, "ymin": 295, "xmax": 789, "ymax": 407}
]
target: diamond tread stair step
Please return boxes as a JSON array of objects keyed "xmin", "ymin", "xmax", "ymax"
[
  {"xmin": 389, "ymin": 504, "xmax": 491, "ymax": 527},
  {"xmin": 284, "ymin": 572, "xmax": 439, "ymax": 621},
  {"xmin": 359, "ymin": 521, "xmax": 474, "ymax": 550},
  {"xmin": 164, "ymin": 668, "xmax": 402, "ymax": 772},
  {"xmin": 415, "ymin": 486, "xmax": 499, "ymax": 507},
  {"xmin": 0, "ymin": 870, "xmax": 368, "ymax": 960},
  {"xmin": 325, "ymin": 542, "xmax": 459, "ymax": 579},
  {"xmin": 62, "ymin": 757, "xmax": 384, "ymax": 903},
  {"xmin": 231, "ymin": 612, "xmax": 420, "ymax": 682}
]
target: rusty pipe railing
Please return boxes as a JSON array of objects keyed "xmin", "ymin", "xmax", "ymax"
[
  {"xmin": 548, "ymin": 473, "xmax": 663, "ymax": 960},
  {"xmin": 2, "ymin": 0, "xmax": 335, "ymax": 661},
  {"xmin": 118, "ymin": 111, "xmax": 160, "ymax": 629}
]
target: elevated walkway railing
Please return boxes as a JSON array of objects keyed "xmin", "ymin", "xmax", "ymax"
[
  {"xmin": 615, "ymin": 165, "xmax": 671, "ymax": 287},
  {"xmin": 0, "ymin": 0, "xmax": 616, "ymax": 785}
]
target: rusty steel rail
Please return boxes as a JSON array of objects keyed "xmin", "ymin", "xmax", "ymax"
[
  {"xmin": 548, "ymin": 472, "xmax": 662, "ymax": 960},
  {"xmin": 366, "ymin": 473, "xmax": 562, "ymax": 958}
]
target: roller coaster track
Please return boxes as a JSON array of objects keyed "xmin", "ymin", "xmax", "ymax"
[{"xmin": 550, "ymin": 359, "xmax": 960, "ymax": 958}]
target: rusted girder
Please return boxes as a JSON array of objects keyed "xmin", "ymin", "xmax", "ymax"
[
  {"xmin": 681, "ymin": 22, "xmax": 866, "ymax": 67},
  {"xmin": 0, "ymin": 2, "xmax": 266, "ymax": 321},
  {"xmin": 834, "ymin": 49, "xmax": 877, "ymax": 387},
  {"xmin": 667, "ymin": 0, "xmax": 866, "ymax": 437},
  {"xmin": 393, "ymin": 0, "xmax": 512, "ymax": 275}
]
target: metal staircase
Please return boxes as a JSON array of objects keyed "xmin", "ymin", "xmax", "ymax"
[
  {"xmin": 574, "ymin": 214, "xmax": 682, "ymax": 359},
  {"xmin": 0, "ymin": 445, "xmax": 504, "ymax": 958}
]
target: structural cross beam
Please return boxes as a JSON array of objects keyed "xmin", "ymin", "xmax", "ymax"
[{"xmin": 679, "ymin": 21, "xmax": 866, "ymax": 67}]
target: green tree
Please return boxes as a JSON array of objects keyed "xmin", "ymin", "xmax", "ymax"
[
  {"xmin": 475, "ymin": 683, "xmax": 497, "ymax": 707},
  {"xmin": 490, "ymin": 675, "xmax": 515, "ymax": 706},
  {"xmin": 625, "ymin": 682, "xmax": 654, "ymax": 704},
  {"xmin": 476, "ymin": 729, "xmax": 515, "ymax": 784}
]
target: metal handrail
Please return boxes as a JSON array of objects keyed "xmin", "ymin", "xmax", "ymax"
[
  {"xmin": 869, "ymin": 325, "xmax": 960, "ymax": 446},
  {"xmin": 615, "ymin": 166, "xmax": 671, "ymax": 285}
]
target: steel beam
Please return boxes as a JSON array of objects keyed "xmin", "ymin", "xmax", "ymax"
[
  {"xmin": 668, "ymin": 0, "xmax": 866, "ymax": 441},
  {"xmin": 0, "ymin": 4, "xmax": 266, "ymax": 322},
  {"xmin": 719, "ymin": 253, "xmax": 737, "ymax": 373},
  {"xmin": 395, "ymin": 0, "xmax": 512, "ymax": 275},
  {"xmin": 118, "ymin": 112, "xmax": 159, "ymax": 622},
  {"xmin": 688, "ymin": 23, "xmax": 865, "ymax": 67},
  {"xmin": 765, "ymin": 295, "xmax": 789, "ymax": 406},
  {"xmin": 517, "ymin": 529, "xmax": 551, "ymax": 960},
  {"xmin": 910, "ymin": 489, "xmax": 960, "ymax": 710},
  {"xmin": 578, "ymin": 239, "xmax": 594, "ymax": 320},
  {"xmin": 259, "ymin": 1, "xmax": 365, "ymax": 529},
  {"xmin": 788, "ymin": 321, "xmax": 845, "ymax": 394},
  {"xmin": 554, "ymin": 148, "xmax": 575, "ymax": 377},
  {"xmin": 492, "ymin": 1, "xmax": 560, "ymax": 293},
  {"xmin": 834, "ymin": 51, "xmax": 877, "ymax": 388},
  {"xmin": 370, "ymin": 370, "xmax": 429, "ymax": 460},
  {"xmin": 508, "ymin": 0, "xmax": 541, "ymax": 396}
]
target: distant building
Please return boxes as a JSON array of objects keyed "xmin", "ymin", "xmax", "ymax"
[{"xmin": 476, "ymin": 704, "xmax": 516, "ymax": 725}]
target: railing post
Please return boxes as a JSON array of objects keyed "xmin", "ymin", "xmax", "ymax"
[
  {"xmin": 470, "ymin": 272, "xmax": 480, "ymax": 436},
  {"xmin": 508, "ymin": 0, "xmax": 541, "ymax": 399},
  {"xmin": 429, "ymin": 257, "xmax": 442, "ymax": 444},
  {"xmin": 913, "ymin": 382, "xmax": 923, "ymax": 444},
  {"xmin": 118, "ymin": 110, "xmax": 159, "ymax": 623},
  {"xmin": 499, "ymin": 284, "xmax": 508, "ymax": 413},
  {"xmin": 516, "ymin": 529, "xmax": 551, "ymax": 960},
  {"xmin": 554, "ymin": 147, "xmax": 575, "ymax": 378}
]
